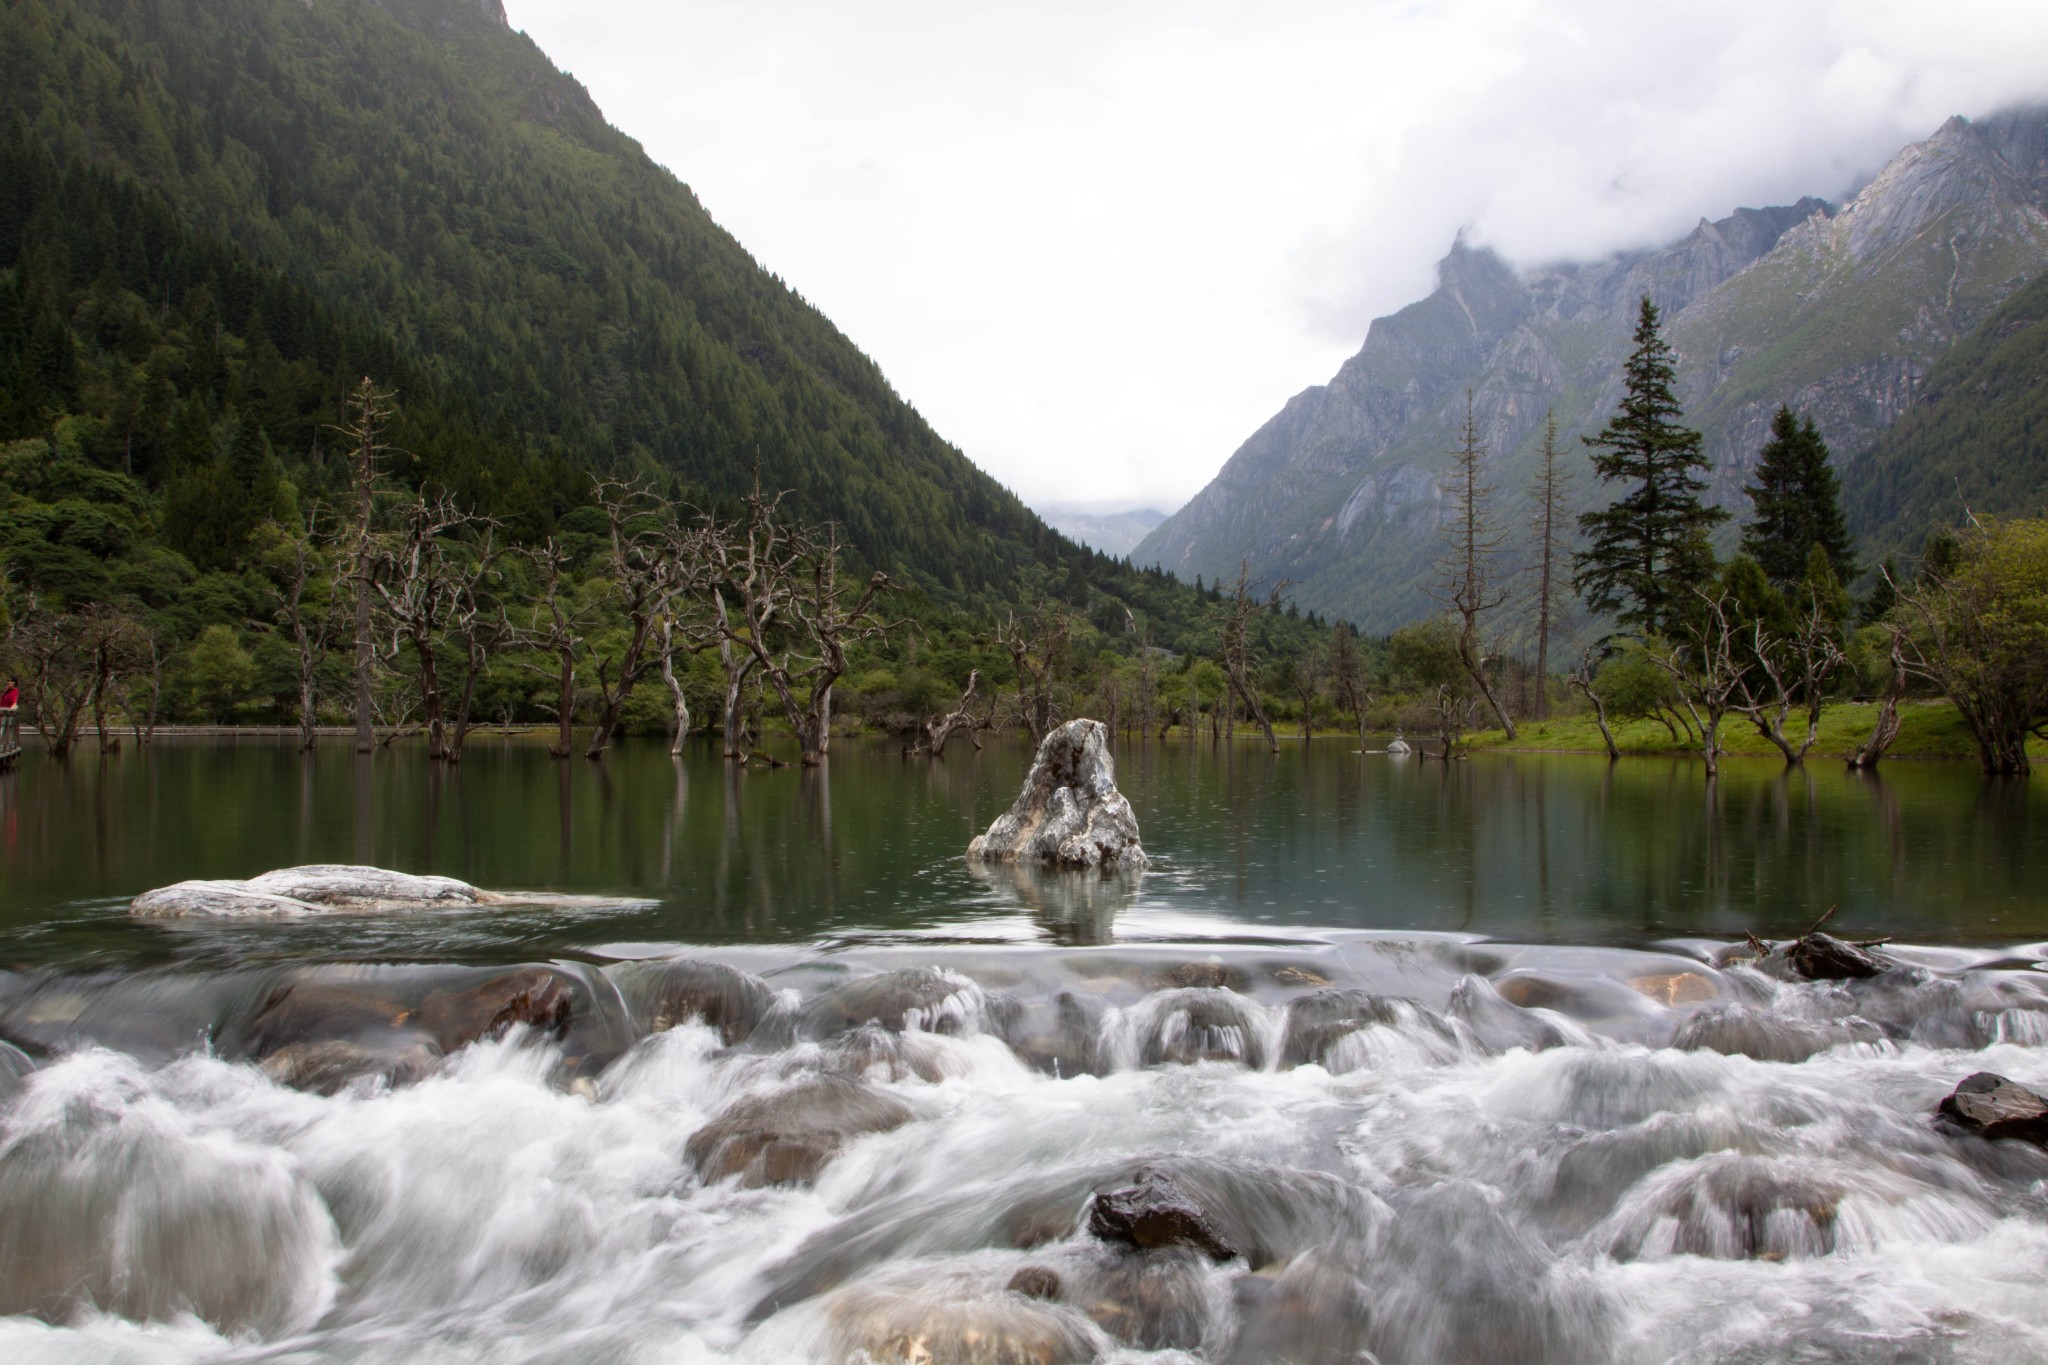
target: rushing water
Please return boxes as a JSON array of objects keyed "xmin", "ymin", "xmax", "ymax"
[{"xmin": 4, "ymin": 736, "xmax": 2048, "ymax": 1363}]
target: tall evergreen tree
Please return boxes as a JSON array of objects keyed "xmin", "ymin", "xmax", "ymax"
[
  {"xmin": 1739, "ymin": 405, "xmax": 1858, "ymax": 590},
  {"xmin": 1575, "ymin": 297, "xmax": 1728, "ymax": 637}
]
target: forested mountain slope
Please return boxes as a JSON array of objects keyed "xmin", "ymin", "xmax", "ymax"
[
  {"xmin": 1845, "ymin": 267, "xmax": 2048, "ymax": 553},
  {"xmin": 1137, "ymin": 108, "xmax": 2048, "ymax": 631},
  {"xmin": 0, "ymin": 0, "xmax": 1084, "ymax": 596}
]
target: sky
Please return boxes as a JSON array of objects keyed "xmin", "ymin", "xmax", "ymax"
[{"xmin": 513, "ymin": 1, "xmax": 2048, "ymax": 519}]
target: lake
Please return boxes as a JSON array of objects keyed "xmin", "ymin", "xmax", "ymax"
[{"xmin": 4, "ymin": 735, "xmax": 2048, "ymax": 1363}]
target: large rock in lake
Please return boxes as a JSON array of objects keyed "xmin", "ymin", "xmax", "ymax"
[
  {"xmin": 132, "ymin": 865, "xmax": 498, "ymax": 918},
  {"xmin": 967, "ymin": 720, "xmax": 1146, "ymax": 870}
]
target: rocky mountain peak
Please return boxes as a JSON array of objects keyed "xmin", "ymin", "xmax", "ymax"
[{"xmin": 1136, "ymin": 107, "xmax": 2048, "ymax": 631}]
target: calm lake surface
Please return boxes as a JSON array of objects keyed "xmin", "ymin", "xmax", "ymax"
[
  {"xmin": 8, "ymin": 735, "xmax": 2048, "ymax": 1364},
  {"xmin": 3, "ymin": 734, "xmax": 2045, "ymax": 964}
]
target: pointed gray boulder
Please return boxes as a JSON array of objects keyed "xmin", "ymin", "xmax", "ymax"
[{"xmin": 968, "ymin": 719, "xmax": 1147, "ymax": 870}]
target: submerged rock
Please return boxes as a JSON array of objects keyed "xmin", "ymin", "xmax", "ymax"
[
  {"xmin": 967, "ymin": 720, "xmax": 1146, "ymax": 869},
  {"xmin": 0, "ymin": 1040, "xmax": 33, "ymax": 1103},
  {"xmin": 1938, "ymin": 1072, "xmax": 2048, "ymax": 1145},
  {"xmin": 257, "ymin": 1038, "xmax": 442, "ymax": 1095},
  {"xmin": 1225, "ymin": 1251, "xmax": 1375, "ymax": 1365},
  {"xmin": 826, "ymin": 1282, "xmax": 1101, "ymax": 1365},
  {"xmin": 1673, "ymin": 1005, "xmax": 1884, "ymax": 1063},
  {"xmin": 1135, "ymin": 987, "xmax": 1269, "ymax": 1069},
  {"xmin": 1281, "ymin": 989, "xmax": 1459, "ymax": 1070},
  {"xmin": 1068, "ymin": 1246, "xmax": 1213, "ymax": 1351},
  {"xmin": 803, "ymin": 967, "xmax": 984, "ymax": 1037},
  {"xmin": 1087, "ymin": 1169, "xmax": 1240, "ymax": 1261},
  {"xmin": 687, "ymin": 1076, "xmax": 915, "ymax": 1187},
  {"xmin": 131, "ymin": 864, "xmax": 495, "ymax": 918}
]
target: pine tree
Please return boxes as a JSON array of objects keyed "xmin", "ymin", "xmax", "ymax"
[
  {"xmin": 1739, "ymin": 405, "xmax": 1858, "ymax": 590},
  {"xmin": 1575, "ymin": 297, "xmax": 1728, "ymax": 637}
]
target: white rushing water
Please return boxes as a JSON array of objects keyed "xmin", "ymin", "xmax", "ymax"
[{"xmin": 5, "ymin": 933, "xmax": 2048, "ymax": 1363}]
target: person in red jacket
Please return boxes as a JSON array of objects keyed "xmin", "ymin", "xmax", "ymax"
[{"xmin": 0, "ymin": 678, "xmax": 17, "ymax": 711}]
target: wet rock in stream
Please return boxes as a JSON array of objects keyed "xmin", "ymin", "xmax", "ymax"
[
  {"xmin": 225, "ymin": 964, "xmax": 587, "ymax": 1093},
  {"xmin": 1134, "ymin": 987, "xmax": 1268, "ymax": 1068},
  {"xmin": 1673, "ymin": 1004, "xmax": 1886, "ymax": 1063},
  {"xmin": 610, "ymin": 957, "xmax": 775, "ymax": 1044},
  {"xmin": 1783, "ymin": 931, "xmax": 1892, "ymax": 981},
  {"xmin": 802, "ymin": 967, "xmax": 985, "ymax": 1037},
  {"xmin": 256, "ymin": 1037, "xmax": 442, "ymax": 1096},
  {"xmin": 0, "ymin": 1041, "xmax": 35, "ymax": 1102},
  {"xmin": 1066, "ymin": 1246, "xmax": 1214, "ymax": 1351},
  {"xmin": 687, "ymin": 1075, "xmax": 915, "ymax": 1187},
  {"xmin": 1224, "ymin": 1250, "xmax": 1375, "ymax": 1365},
  {"xmin": 1280, "ymin": 989, "xmax": 1460, "ymax": 1071},
  {"xmin": 1938, "ymin": 1072, "xmax": 2048, "ymax": 1145},
  {"xmin": 1087, "ymin": 1169, "xmax": 1241, "ymax": 1260},
  {"xmin": 826, "ymin": 1282, "xmax": 1103, "ymax": 1365}
]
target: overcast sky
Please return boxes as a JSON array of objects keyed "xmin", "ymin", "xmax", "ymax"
[{"xmin": 513, "ymin": 1, "xmax": 2048, "ymax": 518}]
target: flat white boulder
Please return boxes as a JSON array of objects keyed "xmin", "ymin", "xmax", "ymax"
[
  {"xmin": 967, "ymin": 718, "xmax": 1147, "ymax": 870},
  {"xmin": 129, "ymin": 865, "xmax": 648, "ymax": 919}
]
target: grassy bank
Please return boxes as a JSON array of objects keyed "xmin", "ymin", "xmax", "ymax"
[{"xmin": 1463, "ymin": 700, "xmax": 2045, "ymax": 761}]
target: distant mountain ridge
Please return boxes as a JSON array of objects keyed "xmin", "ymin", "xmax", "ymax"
[
  {"xmin": 1036, "ymin": 505, "xmax": 1166, "ymax": 558},
  {"xmin": 1137, "ymin": 107, "xmax": 2048, "ymax": 630}
]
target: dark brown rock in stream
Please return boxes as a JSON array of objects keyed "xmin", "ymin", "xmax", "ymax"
[
  {"xmin": 1006, "ymin": 1266, "xmax": 1063, "ymax": 1300},
  {"xmin": 687, "ymin": 1076, "xmax": 915, "ymax": 1187},
  {"xmin": 1938, "ymin": 1072, "xmax": 2048, "ymax": 1144},
  {"xmin": 1783, "ymin": 932, "xmax": 1888, "ymax": 981},
  {"xmin": 633, "ymin": 959, "xmax": 774, "ymax": 1043},
  {"xmin": 1087, "ymin": 1169, "xmax": 1239, "ymax": 1260},
  {"xmin": 413, "ymin": 967, "xmax": 574, "ymax": 1050}
]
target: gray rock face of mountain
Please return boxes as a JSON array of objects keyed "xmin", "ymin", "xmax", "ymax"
[
  {"xmin": 1039, "ymin": 505, "xmax": 1168, "ymax": 558},
  {"xmin": 1136, "ymin": 108, "xmax": 2048, "ymax": 630}
]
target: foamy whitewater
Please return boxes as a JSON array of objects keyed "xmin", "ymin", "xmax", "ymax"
[{"xmin": 5, "ymin": 931, "xmax": 2048, "ymax": 1363}]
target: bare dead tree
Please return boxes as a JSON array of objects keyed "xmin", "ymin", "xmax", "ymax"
[
  {"xmin": 514, "ymin": 537, "xmax": 596, "ymax": 759},
  {"xmin": 256, "ymin": 506, "xmax": 337, "ymax": 752},
  {"xmin": 919, "ymin": 668, "xmax": 982, "ymax": 756},
  {"xmin": 658, "ymin": 610, "xmax": 696, "ymax": 756},
  {"xmin": 373, "ymin": 493, "xmax": 501, "ymax": 761},
  {"xmin": 86, "ymin": 610, "xmax": 152, "ymax": 751},
  {"xmin": 1290, "ymin": 639, "xmax": 1326, "ymax": 741},
  {"xmin": 701, "ymin": 488, "xmax": 797, "ymax": 759},
  {"xmin": 1849, "ymin": 622, "xmax": 1909, "ymax": 772},
  {"xmin": 330, "ymin": 378, "xmax": 397, "ymax": 754},
  {"xmin": 1436, "ymin": 392, "xmax": 1516, "ymax": 738},
  {"xmin": 1647, "ymin": 589, "xmax": 1746, "ymax": 779},
  {"xmin": 1219, "ymin": 560, "xmax": 1283, "ymax": 753},
  {"xmin": 1567, "ymin": 645, "xmax": 1621, "ymax": 763},
  {"xmin": 1329, "ymin": 622, "xmax": 1372, "ymax": 749},
  {"xmin": 988, "ymin": 604, "xmax": 1072, "ymax": 743},
  {"xmin": 582, "ymin": 481, "xmax": 702, "ymax": 759},
  {"xmin": 707, "ymin": 491, "xmax": 896, "ymax": 765},
  {"xmin": 8, "ymin": 599, "xmax": 149, "ymax": 758},
  {"xmin": 1527, "ymin": 410, "xmax": 1573, "ymax": 720},
  {"xmin": 1732, "ymin": 595, "xmax": 1847, "ymax": 767}
]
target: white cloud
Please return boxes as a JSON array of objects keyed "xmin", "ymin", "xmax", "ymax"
[{"xmin": 510, "ymin": 1, "xmax": 2048, "ymax": 516}]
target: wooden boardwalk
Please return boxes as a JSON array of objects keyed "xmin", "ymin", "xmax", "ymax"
[{"xmin": 0, "ymin": 713, "xmax": 19, "ymax": 768}]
